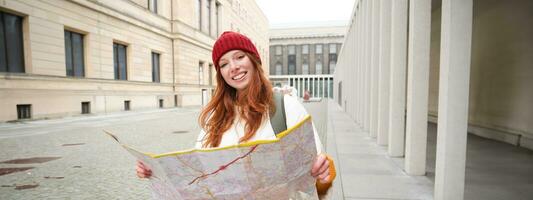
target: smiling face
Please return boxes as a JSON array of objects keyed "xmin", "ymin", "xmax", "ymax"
[{"xmin": 218, "ymin": 50, "xmax": 256, "ymax": 91}]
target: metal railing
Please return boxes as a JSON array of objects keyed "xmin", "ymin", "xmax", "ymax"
[{"xmin": 270, "ymin": 74, "xmax": 334, "ymax": 99}]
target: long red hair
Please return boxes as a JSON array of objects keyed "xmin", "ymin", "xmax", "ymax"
[{"xmin": 199, "ymin": 52, "xmax": 274, "ymax": 148}]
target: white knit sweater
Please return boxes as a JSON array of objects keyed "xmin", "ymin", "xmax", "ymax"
[{"xmin": 195, "ymin": 94, "xmax": 323, "ymax": 154}]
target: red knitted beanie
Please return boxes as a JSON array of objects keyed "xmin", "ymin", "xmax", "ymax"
[{"xmin": 212, "ymin": 31, "xmax": 261, "ymax": 69}]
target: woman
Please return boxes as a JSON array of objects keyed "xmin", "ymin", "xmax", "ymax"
[{"xmin": 137, "ymin": 31, "xmax": 335, "ymax": 195}]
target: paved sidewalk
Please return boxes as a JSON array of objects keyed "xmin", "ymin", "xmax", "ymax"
[
  {"xmin": 324, "ymin": 101, "xmax": 433, "ymax": 200},
  {"xmin": 0, "ymin": 108, "xmax": 201, "ymax": 199}
]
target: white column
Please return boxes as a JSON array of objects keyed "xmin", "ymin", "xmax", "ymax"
[
  {"xmin": 405, "ymin": 0, "xmax": 431, "ymax": 175},
  {"xmin": 377, "ymin": 0, "xmax": 392, "ymax": 145},
  {"xmin": 354, "ymin": 4, "xmax": 363, "ymax": 123},
  {"xmin": 317, "ymin": 77, "xmax": 320, "ymax": 98},
  {"xmin": 434, "ymin": 0, "xmax": 473, "ymax": 199},
  {"xmin": 369, "ymin": 0, "xmax": 381, "ymax": 138},
  {"xmin": 322, "ymin": 77, "xmax": 325, "ymax": 98},
  {"xmin": 327, "ymin": 78, "xmax": 330, "ymax": 98},
  {"xmin": 322, "ymin": 77, "xmax": 326, "ymax": 98},
  {"xmin": 388, "ymin": 0, "xmax": 408, "ymax": 157},
  {"xmin": 307, "ymin": 77, "xmax": 310, "ymax": 95},
  {"xmin": 363, "ymin": 0, "xmax": 371, "ymax": 131},
  {"xmin": 294, "ymin": 77, "xmax": 298, "ymax": 96}
]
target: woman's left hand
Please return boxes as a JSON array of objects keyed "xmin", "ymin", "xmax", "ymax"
[{"xmin": 311, "ymin": 154, "xmax": 330, "ymax": 183}]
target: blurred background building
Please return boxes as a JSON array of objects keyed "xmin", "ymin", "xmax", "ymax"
[{"xmin": 268, "ymin": 23, "xmax": 344, "ymax": 99}]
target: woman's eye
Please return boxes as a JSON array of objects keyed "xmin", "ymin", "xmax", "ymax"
[
  {"xmin": 220, "ymin": 63, "xmax": 227, "ymax": 68},
  {"xmin": 237, "ymin": 55, "xmax": 244, "ymax": 59}
]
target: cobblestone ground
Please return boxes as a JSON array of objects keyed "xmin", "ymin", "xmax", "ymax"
[{"xmin": 0, "ymin": 108, "xmax": 201, "ymax": 199}]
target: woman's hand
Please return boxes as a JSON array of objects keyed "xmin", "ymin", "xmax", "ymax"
[
  {"xmin": 311, "ymin": 154, "xmax": 330, "ymax": 183},
  {"xmin": 136, "ymin": 160, "xmax": 152, "ymax": 178}
]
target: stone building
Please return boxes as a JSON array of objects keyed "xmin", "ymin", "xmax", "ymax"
[
  {"xmin": 0, "ymin": 0, "xmax": 268, "ymax": 122},
  {"xmin": 268, "ymin": 24, "xmax": 344, "ymax": 98}
]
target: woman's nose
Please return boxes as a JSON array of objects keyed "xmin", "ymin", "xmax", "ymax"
[{"xmin": 229, "ymin": 61, "xmax": 240, "ymax": 71}]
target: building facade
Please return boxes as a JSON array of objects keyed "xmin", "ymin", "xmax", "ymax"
[
  {"xmin": 268, "ymin": 25, "xmax": 344, "ymax": 98},
  {"xmin": 0, "ymin": 0, "xmax": 269, "ymax": 122}
]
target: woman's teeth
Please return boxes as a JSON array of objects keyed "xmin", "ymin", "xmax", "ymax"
[{"xmin": 232, "ymin": 72, "xmax": 247, "ymax": 80}]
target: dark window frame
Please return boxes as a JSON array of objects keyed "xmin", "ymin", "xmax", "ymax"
[
  {"xmin": 17, "ymin": 104, "xmax": 31, "ymax": 119},
  {"xmin": 113, "ymin": 42, "xmax": 128, "ymax": 80},
  {"xmin": 64, "ymin": 30, "xmax": 85, "ymax": 77},
  {"xmin": 124, "ymin": 100, "xmax": 131, "ymax": 111},
  {"xmin": 152, "ymin": 52, "xmax": 160, "ymax": 83},
  {"xmin": 0, "ymin": 11, "xmax": 25, "ymax": 73},
  {"xmin": 288, "ymin": 55, "xmax": 296, "ymax": 75},
  {"xmin": 81, "ymin": 101, "xmax": 90, "ymax": 114}
]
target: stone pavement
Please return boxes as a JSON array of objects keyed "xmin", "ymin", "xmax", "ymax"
[
  {"xmin": 324, "ymin": 101, "xmax": 434, "ymax": 200},
  {"xmin": 2, "ymin": 101, "xmax": 531, "ymax": 200},
  {"xmin": 0, "ymin": 107, "xmax": 201, "ymax": 199},
  {"xmin": 324, "ymin": 100, "xmax": 533, "ymax": 200}
]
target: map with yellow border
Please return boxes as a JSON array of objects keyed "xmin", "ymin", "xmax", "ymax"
[{"xmin": 105, "ymin": 115, "xmax": 318, "ymax": 200}]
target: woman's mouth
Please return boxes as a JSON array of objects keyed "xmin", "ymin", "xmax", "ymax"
[{"xmin": 232, "ymin": 72, "xmax": 247, "ymax": 81}]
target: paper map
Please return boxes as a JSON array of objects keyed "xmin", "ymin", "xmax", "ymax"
[{"xmin": 105, "ymin": 115, "xmax": 319, "ymax": 200}]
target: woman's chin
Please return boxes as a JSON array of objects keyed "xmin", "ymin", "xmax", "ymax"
[{"xmin": 232, "ymin": 82, "xmax": 250, "ymax": 91}]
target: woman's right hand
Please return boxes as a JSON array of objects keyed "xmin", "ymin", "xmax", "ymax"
[{"xmin": 136, "ymin": 160, "xmax": 152, "ymax": 178}]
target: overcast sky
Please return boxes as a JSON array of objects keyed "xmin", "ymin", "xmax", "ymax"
[{"xmin": 256, "ymin": 0, "xmax": 355, "ymax": 28}]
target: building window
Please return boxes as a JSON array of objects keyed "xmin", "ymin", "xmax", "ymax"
[
  {"xmin": 17, "ymin": 104, "xmax": 31, "ymax": 119},
  {"xmin": 288, "ymin": 60, "xmax": 295, "ymax": 75},
  {"xmin": 81, "ymin": 102, "xmax": 90, "ymax": 114},
  {"xmin": 64, "ymin": 30, "xmax": 85, "ymax": 77},
  {"xmin": 288, "ymin": 45, "xmax": 295, "ymax": 55},
  {"xmin": 197, "ymin": 0, "xmax": 202, "ymax": 30},
  {"xmin": 329, "ymin": 43, "xmax": 337, "ymax": 54},
  {"xmin": 316, "ymin": 60, "xmax": 323, "ymax": 75},
  {"xmin": 329, "ymin": 54, "xmax": 337, "ymax": 74},
  {"xmin": 275, "ymin": 46, "xmax": 282, "ymax": 55},
  {"xmin": 148, "ymin": 0, "xmax": 158, "ymax": 14},
  {"xmin": 199, "ymin": 62, "xmax": 204, "ymax": 85},
  {"xmin": 315, "ymin": 44, "xmax": 323, "ymax": 54},
  {"xmin": 152, "ymin": 52, "xmax": 160, "ymax": 82},
  {"xmin": 159, "ymin": 99, "xmax": 164, "ymax": 108},
  {"xmin": 302, "ymin": 61, "xmax": 309, "ymax": 74},
  {"xmin": 288, "ymin": 45, "xmax": 296, "ymax": 75},
  {"xmin": 113, "ymin": 43, "xmax": 127, "ymax": 80},
  {"xmin": 275, "ymin": 62, "xmax": 282, "ymax": 75},
  {"xmin": 0, "ymin": 11, "xmax": 25, "ymax": 73},
  {"xmin": 302, "ymin": 44, "xmax": 309, "ymax": 55},
  {"xmin": 124, "ymin": 100, "xmax": 131, "ymax": 111}
]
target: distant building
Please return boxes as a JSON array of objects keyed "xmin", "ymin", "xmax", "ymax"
[
  {"xmin": 268, "ymin": 24, "xmax": 345, "ymax": 98},
  {"xmin": 0, "ymin": 0, "xmax": 269, "ymax": 122}
]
